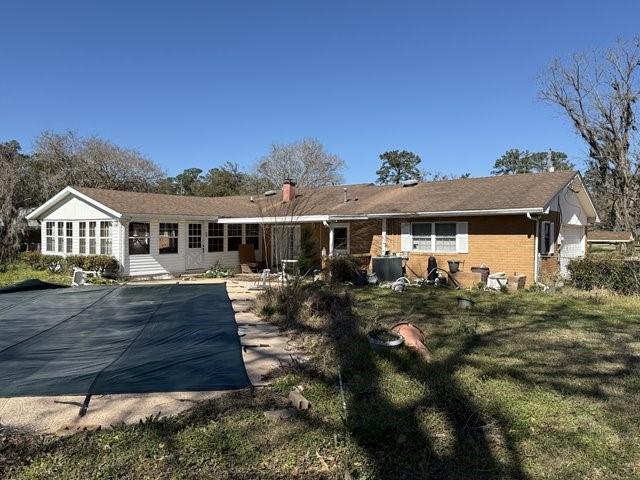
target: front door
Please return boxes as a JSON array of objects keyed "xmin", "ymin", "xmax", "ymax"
[{"xmin": 186, "ymin": 223, "xmax": 205, "ymax": 270}]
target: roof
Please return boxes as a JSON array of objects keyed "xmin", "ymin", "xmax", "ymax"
[
  {"xmin": 28, "ymin": 170, "xmax": 595, "ymax": 221},
  {"xmin": 587, "ymin": 230, "xmax": 634, "ymax": 243}
]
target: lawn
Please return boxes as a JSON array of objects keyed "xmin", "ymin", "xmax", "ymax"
[
  {"xmin": 0, "ymin": 262, "xmax": 70, "ymax": 288},
  {"xmin": 2, "ymin": 285, "xmax": 640, "ymax": 479}
]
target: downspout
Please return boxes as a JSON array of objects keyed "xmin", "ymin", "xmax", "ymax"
[{"xmin": 527, "ymin": 212, "xmax": 540, "ymax": 284}]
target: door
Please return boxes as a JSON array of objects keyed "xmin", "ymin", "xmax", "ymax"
[
  {"xmin": 271, "ymin": 225, "xmax": 301, "ymax": 268},
  {"xmin": 332, "ymin": 224, "xmax": 350, "ymax": 255},
  {"xmin": 186, "ymin": 223, "xmax": 204, "ymax": 270},
  {"xmin": 559, "ymin": 225, "xmax": 585, "ymax": 278}
]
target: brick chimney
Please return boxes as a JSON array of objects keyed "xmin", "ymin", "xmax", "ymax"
[{"xmin": 282, "ymin": 178, "xmax": 296, "ymax": 202}]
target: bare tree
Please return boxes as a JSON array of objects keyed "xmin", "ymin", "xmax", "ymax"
[
  {"xmin": 256, "ymin": 138, "xmax": 344, "ymax": 188},
  {"xmin": 540, "ymin": 38, "xmax": 640, "ymax": 233},
  {"xmin": 33, "ymin": 131, "xmax": 165, "ymax": 202}
]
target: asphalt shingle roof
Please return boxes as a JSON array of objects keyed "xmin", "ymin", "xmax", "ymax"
[{"xmin": 74, "ymin": 170, "xmax": 578, "ymax": 218}]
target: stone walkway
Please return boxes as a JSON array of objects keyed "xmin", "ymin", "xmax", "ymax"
[{"xmin": 0, "ymin": 278, "xmax": 294, "ymax": 435}]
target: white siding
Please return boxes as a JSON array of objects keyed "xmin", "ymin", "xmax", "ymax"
[
  {"xmin": 43, "ymin": 196, "xmax": 113, "ymax": 221},
  {"xmin": 125, "ymin": 220, "xmax": 245, "ymax": 277}
]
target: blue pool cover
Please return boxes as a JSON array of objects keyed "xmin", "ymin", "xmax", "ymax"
[{"xmin": 0, "ymin": 283, "xmax": 251, "ymax": 397}]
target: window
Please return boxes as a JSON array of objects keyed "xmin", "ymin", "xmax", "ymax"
[
  {"xmin": 129, "ymin": 222, "xmax": 150, "ymax": 255},
  {"xmin": 65, "ymin": 222, "xmax": 73, "ymax": 253},
  {"xmin": 227, "ymin": 224, "xmax": 242, "ymax": 251},
  {"xmin": 412, "ymin": 223, "xmax": 432, "ymax": 251},
  {"xmin": 435, "ymin": 223, "xmax": 457, "ymax": 253},
  {"xmin": 78, "ymin": 222, "xmax": 86, "ymax": 254},
  {"xmin": 159, "ymin": 223, "xmax": 179, "ymax": 254},
  {"xmin": 208, "ymin": 223, "xmax": 224, "ymax": 252},
  {"xmin": 100, "ymin": 221, "xmax": 112, "ymax": 255},
  {"xmin": 409, "ymin": 222, "xmax": 459, "ymax": 253},
  {"xmin": 57, "ymin": 222, "xmax": 64, "ymax": 252},
  {"xmin": 45, "ymin": 221, "xmax": 55, "ymax": 252},
  {"xmin": 333, "ymin": 226, "xmax": 349, "ymax": 252},
  {"xmin": 541, "ymin": 221, "xmax": 554, "ymax": 255},
  {"xmin": 188, "ymin": 223, "xmax": 202, "ymax": 248},
  {"xmin": 245, "ymin": 224, "xmax": 260, "ymax": 250},
  {"xmin": 89, "ymin": 221, "xmax": 97, "ymax": 254}
]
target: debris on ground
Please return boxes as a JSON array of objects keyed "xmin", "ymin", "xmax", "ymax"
[
  {"xmin": 288, "ymin": 387, "xmax": 310, "ymax": 410},
  {"xmin": 263, "ymin": 408, "xmax": 297, "ymax": 421}
]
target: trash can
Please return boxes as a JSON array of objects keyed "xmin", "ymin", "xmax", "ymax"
[{"xmin": 447, "ymin": 260, "xmax": 461, "ymax": 273}]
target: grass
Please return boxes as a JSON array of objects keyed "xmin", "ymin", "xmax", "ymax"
[
  {"xmin": 0, "ymin": 261, "xmax": 70, "ymax": 288},
  {"xmin": 2, "ymin": 285, "xmax": 640, "ymax": 479}
]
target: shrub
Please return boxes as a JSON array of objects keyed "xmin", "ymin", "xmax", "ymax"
[
  {"xmin": 326, "ymin": 255, "xmax": 360, "ymax": 284},
  {"xmin": 18, "ymin": 251, "xmax": 120, "ymax": 277},
  {"xmin": 568, "ymin": 255, "xmax": 640, "ymax": 295},
  {"xmin": 203, "ymin": 263, "xmax": 235, "ymax": 278}
]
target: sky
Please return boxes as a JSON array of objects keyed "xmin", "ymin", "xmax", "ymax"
[{"xmin": 1, "ymin": 1, "xmax": 639, "ymax": 183}]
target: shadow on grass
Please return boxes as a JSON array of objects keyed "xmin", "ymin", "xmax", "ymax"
[{"xmin": 274, "ymin": 285, "xmax": 640, "ymax": 479}]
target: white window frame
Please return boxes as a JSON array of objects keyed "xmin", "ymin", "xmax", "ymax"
[
  {"xmin": 100, "ymin": 221, "xmax": 112, "ymax": 256},
  {"xmin": 207, "ymin": 222, "xmax": 225, "ymax": 253},
  {"xmin": 159, "ymin": 222, "xmax": 179, "ymax": 255},
  {"xmin": 65, "ymin": 222, "xmax": 73, "ymax": 254},
  {"xmin": 89, "ymin": 221, "xmax": 97, "ymax": 254},
  {"xmin": 227, "ymin": 224, "xmax": 243, "ymax": 252},
  {"xmin": 45, "ymin": 221, "xmax": 55, "ymax": 252},
  {"xmin": 57, "ymin": 222, "xmax": 64, "ymax": 253},
  {"xmin": 541, "ymin": 221, "xmax": 555, "ymax": 255},
  {"xmin": 411, "ymin": 222, "xmax": 433, "ymax": 252},
  {"xmin": 79, "ymin": 222, "xmax": 86, "ymax": 254},
  {"xmin": 409, "ymin": 222, "xmax": 459, "ymax": 253},
  {"xmin": 331, "ymin": 223, "xmax": 350, "ymax": 254}
]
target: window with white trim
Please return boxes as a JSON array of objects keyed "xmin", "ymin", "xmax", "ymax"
[
  {"xmin": 79, "ymin": 222, "xmax": 86, "ymax": 254},
  {"xmin": 159, "ymin": 223, "xmax": 179, "ymax": 254},
  {"xmin": 245, "ymin": 224, "xmax": 260, "ymax": 250},
  {"xmin": 540, "ymin": 221, "xmax": 554, "ymax": 255},
  {"xmin": 435, "ymin": 223, "xmax": 457, "ymax": 253},
  {"xmin": 45, "ymin": 222, "xmax": 55, "ymax": 252},
  {"xmin": 227, "ymin": 224, "xmax": 242, "ymax": 251},
  {"xmin": 208, "ymin": 223, "xmax": 224, "ymax": 252},
  {"xmin": 411, "ymin": 223, "xmax": 432, "ymax": 251},
  {"xmin": 129, "ymin": 222, "xmax": 150, "ymax": 255},
  {"xmin": 89, "ymin": 222, "xmax": 97, "ymax": 254},
  {"xmin": 57, "ymin": 222, "xmax": 64, "ymax": 253},
  {"xmin": 408, "ymin": 222, "xmax": 462, "ymax": 253},
  {"xmin": 65, "ymin": 222, "xmax": 73, "ymax": 253},
  {"xmin": 100, "ymin": 221, "xmax": 112, "ymax": 255}
]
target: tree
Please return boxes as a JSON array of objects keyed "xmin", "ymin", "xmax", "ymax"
[
  {"xmin": 491, "ymin": 149, "xmax": 574, "ymax": 175},
  {"xmin": 376, "ymin": 150, "xmax": 422, "ymax": 184},
  {"xmin": 256, "ymin": 138, "xmax": 344, "ymax": 188},
  {"xmin": 200, "ymin": 162, "xmax": 269, "ymax": 197},
  {"xmin": 0, "ymin": 141, "xmax": 29, "ymax": 263},
  {"xmin": 32, "ymin": 131, "xmax": 165, "ymax": 202},
  {"xmin": 422, "ymin": 170, "xmax": 471, "ymax": 182},
  {"xmin": 540, "ymin": 38, "xmax": 640, "ymax": 233}
]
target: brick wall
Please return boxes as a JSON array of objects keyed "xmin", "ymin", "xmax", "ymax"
[{"xmin": 385, "ymin": 215, "xmax": 538, "ymax": 284}]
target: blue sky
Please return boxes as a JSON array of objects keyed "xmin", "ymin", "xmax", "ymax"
[{"xmin": 1, "ymin": 1, "xmax": 639, "ymax": 183}]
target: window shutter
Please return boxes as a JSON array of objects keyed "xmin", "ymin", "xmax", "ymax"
[
  {"xmin": 401, "ymin": 223, "xmax": 412, "ymax": 252},
  {"xmin": 456, "ymin": 222, "xmax": 468, "ymax": 253}
]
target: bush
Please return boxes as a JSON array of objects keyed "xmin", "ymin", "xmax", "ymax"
[
  {"xmin": 203, "ymin": 263, "xmax": 235, "ymax": 278},
  {"xmin": 326, "ymin": 255, "xmax": 360, "ymax": 284},
  {"xmin": 568, "ymin": 255, "xmax": 640, "ymax": 295},
  {"xmin": 18, "ymin": 251, "xmax": 120, "ymax": 277}
]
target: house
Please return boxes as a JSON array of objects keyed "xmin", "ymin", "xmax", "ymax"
[{"xmin": 26, "ymin": 171, "xmax": 599, "ymax": 283}]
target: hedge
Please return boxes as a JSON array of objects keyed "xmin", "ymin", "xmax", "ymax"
[
  {"xmin": 568, "ymin": 255, "xmax": 640, "ymax": 295},
  {"xmin": 20, "ymin": 251, "xmax": 120, "ymax": 277}
]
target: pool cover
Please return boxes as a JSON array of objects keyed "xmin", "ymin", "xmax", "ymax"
[{"xmin": 0, "ymin": 283, "xmax": 251, "ymax": 397}]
